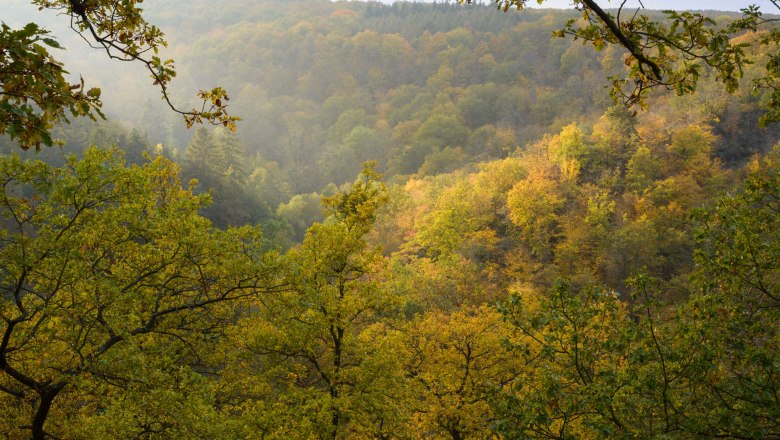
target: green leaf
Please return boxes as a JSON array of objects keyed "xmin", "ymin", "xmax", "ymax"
[{"xmin": 42, "ymin": 37, "xmax": 61, "ymax": 49}]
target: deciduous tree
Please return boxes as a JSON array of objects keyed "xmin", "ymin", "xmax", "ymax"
[{"xmin": 0, "ymin": 149, "xmax": 278, "ymax": 439}]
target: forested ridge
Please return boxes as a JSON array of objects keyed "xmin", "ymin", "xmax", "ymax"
[{"xmin": 1, "ymin": 0, "xmax": 780, "ymax": 438}]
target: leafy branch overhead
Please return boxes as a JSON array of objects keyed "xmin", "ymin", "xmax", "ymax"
[
  {"xmin": 52, "ymin": 0, "xmax": 240, "ymax": 128},
  {"xmin": 0, "ymin": 22, "xmax": 102, "ymax": 150},
  {"xmin": 0, "ymin": 0, "xmax": 238, "ymax": 150},
  {"xmin": 465, "ymin": 0, "xmax": 780, "ymax": 125}
]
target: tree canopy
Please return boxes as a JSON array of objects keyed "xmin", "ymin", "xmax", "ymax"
[
  {"xmin": 2, "ymin": 1, "xmax": 780, "ymax": 438},
  {"xmin": 0, "ymin": 149, "xmax": 280, "ymax": 438}
]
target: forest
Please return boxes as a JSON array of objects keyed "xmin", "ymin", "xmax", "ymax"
[{"xmin": 1, "ymin": 0, "xmax": 779, "ymax": 438}]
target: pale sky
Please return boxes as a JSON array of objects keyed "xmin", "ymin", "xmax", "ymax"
[
  {"xmin": 523, "ymin": 0, "xmax": 774, "ymax": 10},
  {"xmin": 369, "ymin": 0, "xmax": 778, "ymax": 12}
]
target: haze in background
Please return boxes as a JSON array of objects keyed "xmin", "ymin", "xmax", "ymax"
[{"xmin": 2, "ymin": 0, "xmax": 774, "ymax": 144}]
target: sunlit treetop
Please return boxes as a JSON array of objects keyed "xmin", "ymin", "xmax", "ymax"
[
  {"xmin": 465, "ymin": 0, "xmax": 780, "ymax": 125},
  {"xmin": 0, "ymin": 0, "xmax": 238, "ymax": 150}
]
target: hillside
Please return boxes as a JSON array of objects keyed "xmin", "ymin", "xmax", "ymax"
[{"xmin": 1, "ymin": 2, "xmax": 779, "ymax": 438}]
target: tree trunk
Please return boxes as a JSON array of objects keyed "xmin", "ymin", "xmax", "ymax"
[{"xmin": 31, "ymin": 384, "xmax": 64, "ymax": 440}]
